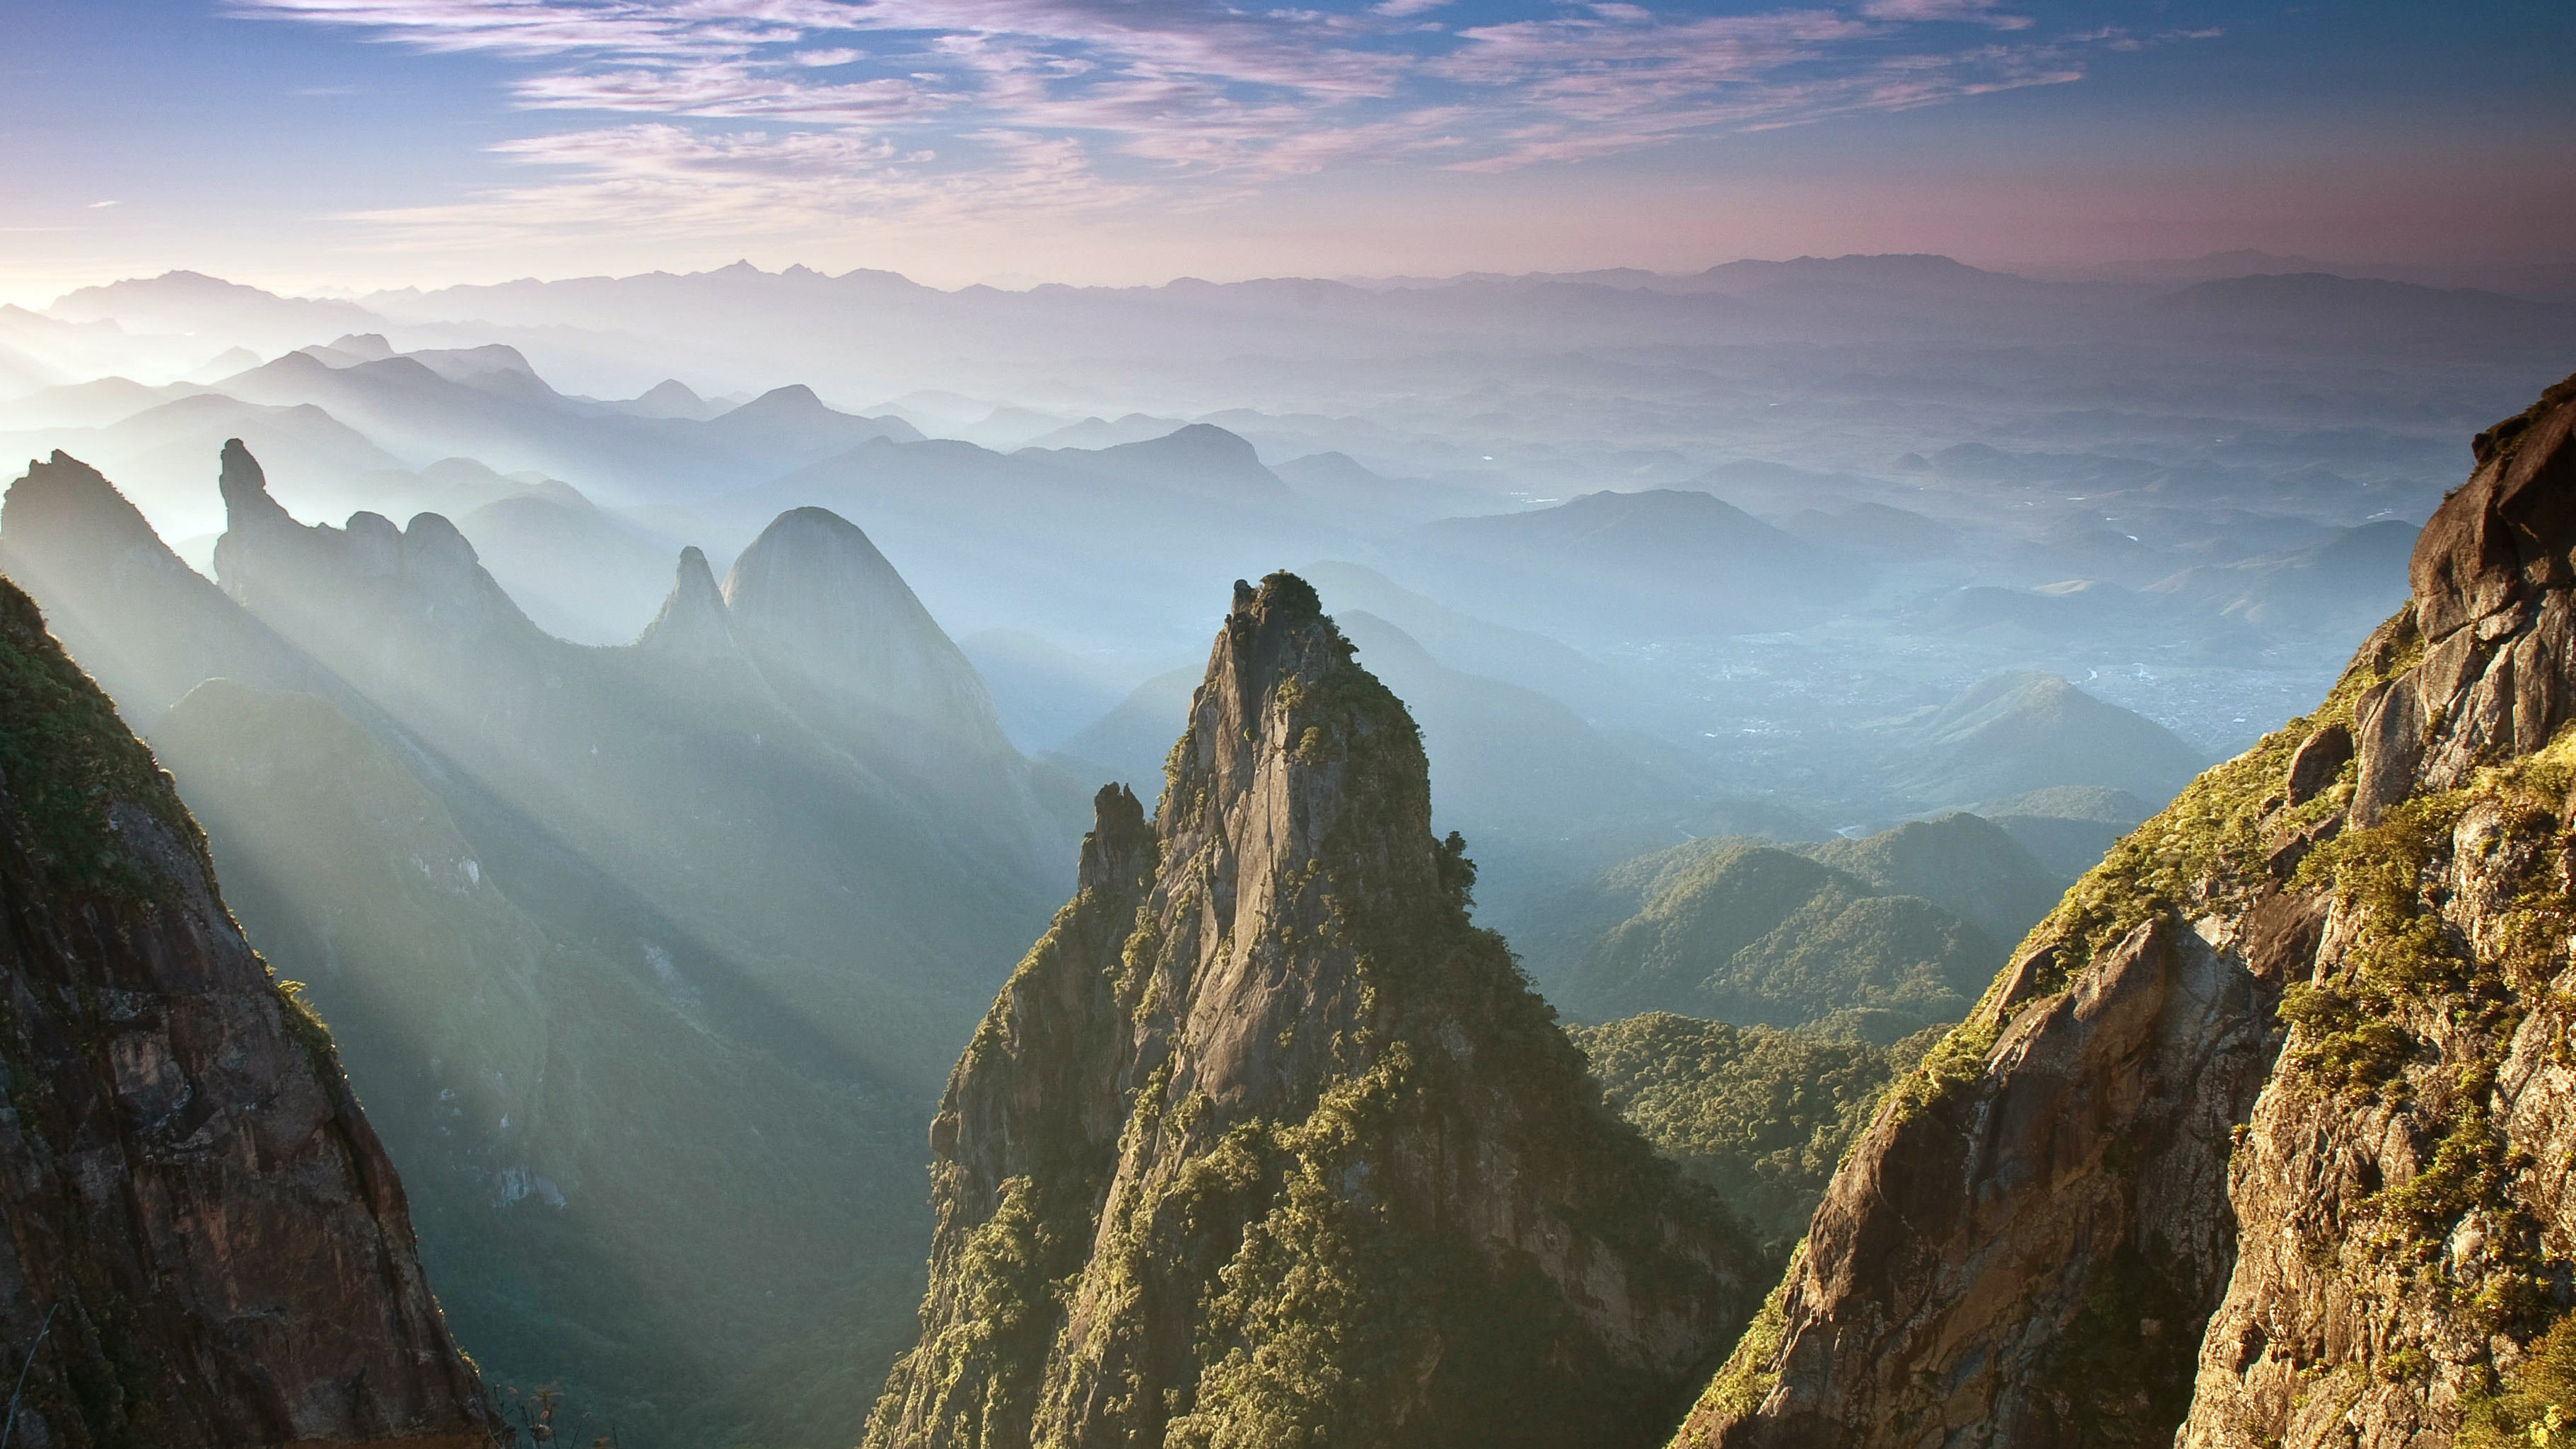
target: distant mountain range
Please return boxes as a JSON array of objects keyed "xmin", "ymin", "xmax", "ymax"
[{"xmin": 0, "ymin": 441, "xmax": 1077, "ymax": 1443}]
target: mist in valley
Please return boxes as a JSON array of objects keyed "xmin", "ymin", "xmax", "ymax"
[{"xmin": 4, "ymin": 249, "xmax": 2566, "ymax": 1443}]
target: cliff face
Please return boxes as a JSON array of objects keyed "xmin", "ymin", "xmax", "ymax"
[
  {"xmin": 0, "ymin": 577, "xmax": 488, "ymax": 1449},
  {"xmin": 1678, "ymin": 373, "xmax": 2576, "ymax": 1448},
  {"xmin": 0, "ymin": 450, "xmax": 320, "ymax": 726},
  {"xmin": 867, "ymin": 574, "xmax": 1754, "ymax": 1449}
]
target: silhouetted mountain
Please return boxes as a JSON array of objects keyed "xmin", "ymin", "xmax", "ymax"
[
  {"xmin": 748, "ymin": 431, "xmax": 1345, "ymax": 644},
  {"xmin": 956, "ymin": 628, "xmax": 1154, "ymax": 753},
  {"xmin": 721, "ymin": 505, "xmax": 1063, "ymax": 873},
  {"xmin": 0, "ymin": 450, "xmax": 325, "ymax": 723},
  {"xmin": 214, "ymin": 348, "xmax": 916, "ymax": 506},
  {"xmin": 2135, "ymin": 272, "xmax": 2576, "ymax": 355},
  {"xmin": 1274, "ymin": 450, "xmax": 1496, "ymax": 525},
  {"xmin": 0, "ymin": 391, "xmax": 406, "ymax": 537},
  {"xmin": 208, "ymin": 440, "xmax": 1054, "ymax": 1083},
  {"xmin": 1301, "ymin": 558, "xmax": 1616, "ymax": 706},
  {"xmin": 1801, "ymin": 812, "xmax": 2061, "ymax": 947},
  {"xmin": 47, "ymin": 269, "xmax": 383, "ymax": 351},
  {"xmin": 1976, "ymin": 784, "xmax": 2152, "ymax": 879},
  {"xmin": 3, "ymin": 441, "xmax": 1075, "ymax": 1443},
  {"xmin": 611, "ymin": 377, "xmax": 724, "ymax": 419},
  {"xmin": 1016, "ymin": 419, "xmax": 1293, "ymax": 504},
  {"xmin": 1777, "ymin": 499, "xmax": 1960, "ymax": 559},
  {"xmin": 455, "ymin": 481, "xmax": 694, "ymax": 645},
  {"xmin": 1394, "ymin": 489, "xmax": 1866, "ymax": 638},
  {"xmin": 2143, "ymin": 518, "xmax": 2415, "ymax": 633},
  {"xmin": 1336, "ymin": 609, "xmax": 1671, "ymax": 833},
  {"xmin": 0, "ymin": 376, "xmax": 211, "ymax": 428}
]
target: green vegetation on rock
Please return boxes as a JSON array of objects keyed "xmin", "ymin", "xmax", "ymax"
[
  {"xmin": 1570, "ymin": 1013, "xmax": 1939, "ymax": 1253},
  {"xmin": 0, "ymin": 581, "xmax": 196, "ymax": 897}
]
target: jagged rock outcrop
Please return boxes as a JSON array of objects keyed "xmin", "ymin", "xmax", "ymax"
[
  {"xmin": 1675, "ymin": 373, "xmax": 2576, "ymax": 1448},
  {"xmin": 0, "ymin": 450, "xmax": 321, "ymax": 724},
  {"xmin": 0, "ymin": 576, "xmax": 489, "ymax": 1448},
  {"xmin": 634, "ymin": 545, "xmax": 745, "ymax": 661},
  {"xmin": 6, "ymin": 441, "xmax": 1065, "ymax": 1440},
  {"xmin": 866, "ymin": 574, "xmax": 1754, "ymax": 1449}
]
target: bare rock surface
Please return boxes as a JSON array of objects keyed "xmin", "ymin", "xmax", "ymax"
[
  {"xmin": 866, "ymin": 573, "xmax": 1755, "ymax": 1449},
  {"xmin": 1677, "ymin": 372, "xmax": 2576, "ymax": 1449},
  {"xmin": 0, "ymin": 576, "xmax": 489, "ymax": 1449}
]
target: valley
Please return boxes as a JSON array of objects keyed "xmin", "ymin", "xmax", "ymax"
[{"xmin": 0, "ymin": 255, "xmax": 2569, "ymax": 1448}]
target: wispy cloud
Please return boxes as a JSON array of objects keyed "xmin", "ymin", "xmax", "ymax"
[
  {"xmin": 234, "ymin": 0, "xmax": 2207, "ymax": 239},
  {"xmin": 1860, "ymin": 0, "xmax": 2033, "ymax": 30}
]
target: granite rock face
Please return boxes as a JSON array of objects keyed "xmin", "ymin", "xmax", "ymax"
[
  {"xmin": 1677, "ymin": 372, "xmax": 2576, "ymax": 1449},
  {"xmin": 0, "ymin": 576, "xmax": 489, "ymax": 1449},
  {"xmin": 866, "ymin": 574, "xmax": 1754, "ymax": 1449}
]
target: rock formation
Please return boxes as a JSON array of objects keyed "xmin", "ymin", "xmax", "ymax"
[
  {"xmin": 2, "ymin": 442, "xmax": 1063, "ymax": 1441},
  {"xmin": 0, "ymin": 450, "xmax": 321, "ymax": 725},
  {"xmin": 721, "ymin": 505, "xmax": 1062, "ymax": 873},
  {"xmin": 1674, "ymin": 373, "xmax": 2576, "ymax": 1448},
  {"xmin": 866, "ymin": 573, "xmax": 1754, "ymax": 1449},
  {"xmin": 0, "ymin": 575, "xmax": 489, "ymax": 1449}
]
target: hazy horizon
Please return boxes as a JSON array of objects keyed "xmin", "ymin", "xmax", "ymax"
[{"xmin": 8, "ymin": 0, "xmax": 2572, "ymax": 301}]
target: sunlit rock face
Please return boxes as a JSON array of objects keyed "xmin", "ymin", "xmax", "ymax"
[
  {"xmin": 866, "ymin": 572, "xmax": 1755, "ymax": 1449},
  {"xmin": 1675, "ymin": 373, "xmax": 2576, "ymax": 1449},
  {"xmin": 0, "ymin": 576, "xmax": 489, "ymax": 1449}
]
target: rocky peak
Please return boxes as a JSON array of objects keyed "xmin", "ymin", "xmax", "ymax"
[
  {"xmin": 723, "ymin": 506, "xmax": 998, "ymax": 728},
  {"xmin": 1676, "ymin": 371, "xmax": 2576, "ymax": 1449},
  {"xmin": 2, "ymin": 450, "xmax": 165, "ymax": 561},
  {"xmin": 0, "ymin": 576, "xmax": 489, "ymax": 1448},
  {"xmin": 213, "ymin": 439, "xmax": 530, "ymax": 644},
  {"xmin": 0, "ymin": 450, "xmax": 321, "ymax": 726},
  {"xmin": 867, "ymin": 571, "xmax": 1751, "ymax": 1449},
  {"xmin": 636, "ymin": 545, "xmax": 742, "ymax": 658},
  {"xmin": 2352, "ymin": 372, "xmax": 2576, "ymax": 822}
]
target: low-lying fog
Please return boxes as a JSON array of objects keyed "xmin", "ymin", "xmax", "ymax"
[{"xmin": 6, "ymin": 252, "xmax": 2568, "ymax": 1443}]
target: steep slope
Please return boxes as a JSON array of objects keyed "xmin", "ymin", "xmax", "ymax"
[
  {"xmin": 207, "ymin": 439, "xmax": 1048, "ymax": 1088},
  {"xmin": 1558, "ymin": 839, "xmax": 2002, "ymax": 1032},
  {"xmin": 151, "ymin": 678, "xmax": 936, "ymax": 1448},
  {"xmin": 1800, "ymin": 812, "xmax": 2063, "ymax": 946},
  {"xmin": 1676, "ymin": 374, "xmax": 2576, "ymax": 1448},
  {"xmin": 1892, "ymin": 670, "xmax": 2207, "ymax": 808},
  {"xmin": 4, "ymin": 443, "xmax": 1062, "ymax": 1441},
  {"xmin": 0, "ymin": 578, "xmax": 488, "ymax": 1449},
  {"xmin": 721, "ymin": 505, "xmax": 1063, "ymax": 875},
  {"xmin": 0, "ymin": 450, "xmax": 323, "ymax": 724},
  {"xmin": 1573, "ymin": 1014, "xmax": 1940, "ymax": 1256},
  {"xmin": 866, "ymin": 574, "xmax": 1754, "ymax": 1449}
]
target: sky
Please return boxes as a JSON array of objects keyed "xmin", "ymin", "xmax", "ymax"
[{"xmin": 2, "ymin": 0, "xmax": 2571, "ymax": 297}]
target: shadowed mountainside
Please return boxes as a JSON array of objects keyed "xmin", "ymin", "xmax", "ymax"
[{"xmin": 0, "ymin": 576, "xmax": 490, "ymax": 1449}]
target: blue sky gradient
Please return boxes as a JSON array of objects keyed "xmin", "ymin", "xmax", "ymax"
[{"xmin": 4, "ymin": 0, "xmax": 2569, "ymax": 295}]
